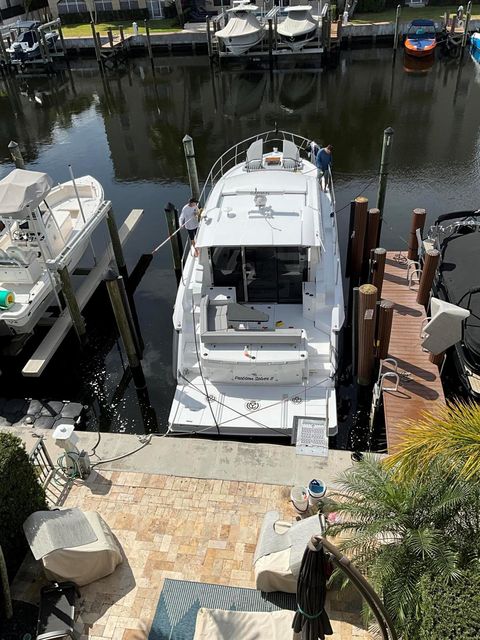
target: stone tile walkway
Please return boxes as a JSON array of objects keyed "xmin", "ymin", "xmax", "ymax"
[{"xmin": 12, "ymin": 470, "xmax": 371, "ymax": 640}]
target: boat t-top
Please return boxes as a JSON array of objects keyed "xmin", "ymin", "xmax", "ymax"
[
  {"xmin": 215, "ymin": 3, "xmax": 264, "ymax": 55},
  {"xmin": 169, "ymin": 130, "xmax": 344, "ymax": 449},
  {"xmin": 276, "ymin": 6, "xmax": 318, "ymax": 51},
  {"xmin": 0, "ymin": 169, "xmax": 104, "ymax": 340},
  {"xmin": 5, "ymin": 21, "xmax": 59, "ymax": 63}
]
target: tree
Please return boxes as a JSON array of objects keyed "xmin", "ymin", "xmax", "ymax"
[
  {"xmin": 326, "ymin": 455, "xmax": 480, "ymax": 638},
  {"xmin": 386, "ymin": 401, "xmax": 480, "ymax": 481}
]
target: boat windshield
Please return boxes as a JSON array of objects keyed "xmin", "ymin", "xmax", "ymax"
[{"xmin": 210, "ymin": 245, "xmax": 308, "ymax": 303}]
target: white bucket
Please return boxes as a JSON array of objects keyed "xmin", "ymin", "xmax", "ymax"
[
  {"xmin": 290, "ymin": 486, "xmax": 309, "ymax": 514},
  {"xmin": 308, "ymin": 479, "xmax": 327, "ymax": 507}
]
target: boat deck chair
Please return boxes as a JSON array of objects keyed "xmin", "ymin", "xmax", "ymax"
[
  {"xmin": 36, "ymin": 581, "xmax": 82, "ymax": 640},
  {"xmin": 253, "ymin": 511, "xmax": 324, "ymax": 593},
  {"xmin": 245, "ymin": 138, "xmax": 263, "ymax": 171},
  {"xmin": 282, "ymin": 140, "xmax": 301, "ymax": 170}
]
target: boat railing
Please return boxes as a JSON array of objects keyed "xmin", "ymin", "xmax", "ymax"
[{"xmin": 199, "ymin": 129, "xmax": 313, "ymax": 206}]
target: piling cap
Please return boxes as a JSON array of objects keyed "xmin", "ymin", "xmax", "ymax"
[{"xmin": 359, "ymin": 284, "xmax": 378, "ymax": 295}]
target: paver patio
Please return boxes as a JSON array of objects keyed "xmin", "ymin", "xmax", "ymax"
[{"xmin": 11, "ymin": 469, "xmax": 371, "ymax": 639}]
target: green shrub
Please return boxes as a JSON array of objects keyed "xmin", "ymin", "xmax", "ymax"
[
  {"xmin": 417, "ymin": 570, "xmax": 480, "ymax": 640},
  {"xmin": 356, "ymin": 0, "xmax": 386, "ymax": 12},
  {"xmin": 0, "ymin": 433, "xmax": 47, "ymax": 580}
]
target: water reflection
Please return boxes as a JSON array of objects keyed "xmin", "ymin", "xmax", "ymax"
[
  {"xmin": 0, "ymin": 50, "xmax": 480, "ymax": 434},
  {"xmin": 403, "ymin": 53, "xmax": 435, "ymax": 75}
]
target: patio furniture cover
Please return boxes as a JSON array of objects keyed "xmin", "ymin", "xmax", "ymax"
[
  {"xmin": 193, "ymin": 608, "xmax": 295, "ymax": 639},
  {"xmin": 0, "ymin": 169, "xmax": 53, "ymax": 217},
  {"xmin": 254, "ymin": 511, "xmax": 324, "ymax": 593},
  {"xmin": 24, "ymin": 509, "xmax": 122, "ymax": 586}
]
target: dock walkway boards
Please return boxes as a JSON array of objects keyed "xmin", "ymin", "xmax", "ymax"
[{"xmin": 380, "ymin": 251, "xmax": 445, "ymax": 453}]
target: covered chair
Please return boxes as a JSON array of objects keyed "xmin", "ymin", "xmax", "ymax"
[
  {"xmin": 23, "ymin": 508, "xmax": 122, "ymax": 587},
  {"xmin": 254, "ymin": 511, "xmax": 325, "ymax": 593}
]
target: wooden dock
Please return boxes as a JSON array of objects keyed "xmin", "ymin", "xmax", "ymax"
[{"xmin": 380, "ymin": 251, "xmax": 445, "ymax": 452}]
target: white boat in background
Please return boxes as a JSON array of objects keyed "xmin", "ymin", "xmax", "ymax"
[
  {"xmin": 169, "ymin": 130, "xmax": 344, "ymax": 446},
  {"xmin": 216, "ymin": 4, "xmax": 264, "ymax": 55},
  {"xmin": 5, "ymin": 21, "xmax": 58, "ymax": 63},
  {"xmin": 0, "ymin": 169, "xmax": 104, "ymax": 337},
  {"xmin": 277, "ymin": 6, "xmax": 318, "ymax": 51}
]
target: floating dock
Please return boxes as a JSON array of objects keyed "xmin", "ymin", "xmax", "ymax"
[{"xmin": 380, "ymin": 251, "xmax": 445, "ymax": 452}]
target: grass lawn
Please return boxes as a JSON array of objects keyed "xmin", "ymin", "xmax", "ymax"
[
  {"xmin": 62, "ymin": 18, "xmax": 181, "ymax": 37},
  {"xmin": 352, "ymin": 5, "xmax": 480, "ymax": 24}
]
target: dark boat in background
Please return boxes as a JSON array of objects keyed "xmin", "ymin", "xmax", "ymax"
[{"xmin": 426, "ymin": 210, "xmax": 480, "ymax": 399}]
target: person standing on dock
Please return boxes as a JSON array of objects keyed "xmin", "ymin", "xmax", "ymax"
[
  {"xmin": 315, "ymin": 144, "xmax": 333, "ymax": 191},
  {"xmin": 180, "ymin": 197, "xmax": 200, "ymax": 257}
]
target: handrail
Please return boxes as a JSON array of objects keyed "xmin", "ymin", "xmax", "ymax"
[{"xmin": 198, "ymin": 129, "xmax": 314, "ymax": 206}]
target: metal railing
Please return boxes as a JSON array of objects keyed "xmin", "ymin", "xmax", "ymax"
[
  {"xmin": 29, "ymin": 438, "xmax": 55, "ymax": 488},
  {"xmin": 198, "ymin": 129, "xmax": 314, "ymax": 206}
]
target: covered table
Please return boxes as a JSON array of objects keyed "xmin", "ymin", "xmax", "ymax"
[{"xmin": 23, "ymin": 508, "xmax": 122, "ymax": 586}]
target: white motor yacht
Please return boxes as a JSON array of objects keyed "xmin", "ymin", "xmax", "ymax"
[
  {"xmin": 0, "ymin": 169, "xmax": 104, "ymax": 338},
  {"xmin": 169, "ymin": 131, "xmax": 344, "ymax": 447},
  {"xmin": 5, "ymin": 21, "xmax": 59, "ymax": 63},
  {"xmin": 216, "ymin": 4, "xmax": 264, "ymax": 55},
  {"xmin": 277, "ymin": 6, "xmax": 318, "ymax": 51}
]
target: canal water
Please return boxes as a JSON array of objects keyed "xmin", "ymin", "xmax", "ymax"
[{"xmin": 0, "ymin": 47, "xmax": 479, "ymax": 442}]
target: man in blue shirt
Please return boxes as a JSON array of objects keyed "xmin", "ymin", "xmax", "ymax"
[{"xmin": 315, "ymin": 144, "xmax": 333, "ymax": 191}]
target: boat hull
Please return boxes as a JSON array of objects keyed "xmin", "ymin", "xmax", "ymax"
[
  {"xmin": 277, "ymin": 29, "xmax": 317, "ymax": 52},
  {"xmin": 218, "ymin": 31, "xmax": 264, "ymax": 55}
]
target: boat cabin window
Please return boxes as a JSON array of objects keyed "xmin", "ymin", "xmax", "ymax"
[{"xmin": 210, "ymin": 246, "xmax": 307, "ymax": 304}]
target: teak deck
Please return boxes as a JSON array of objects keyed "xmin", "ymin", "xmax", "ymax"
[{"xmin": 380, "ymin": 251, "xmax": 445, "ymax": 452}]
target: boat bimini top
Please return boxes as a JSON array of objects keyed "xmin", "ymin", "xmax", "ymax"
[{"xmin": 0, "ymin": 169, "xmax": 53, "ymax": 218}]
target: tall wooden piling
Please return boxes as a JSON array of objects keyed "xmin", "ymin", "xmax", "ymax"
[
  {"xmin": 107, "ymin": 28, "xmax": 114, "ymax": 50},
  {"xmin": 119, "ymin": 25, "xmax": 125, "ymax": 47},
  {"xmin": 364, "ymin": 207, "xmax": 381, "ymax": 266},
  {"xmin": 462, "ymin": 1, "xmax": 472, "ymax": 49},
  {"xmin": 182, "ymin": 134, "xmax": 200, "ymax": 201},
  {"xmin": 57, "ymin": 21, "xmax": 68, "ymax": 58},
  {"xmin": 417, "ymin": 249, "xmax": 440, "ymax": 306},
  {"xmin": 350, "ymin": 196, "xmax": 369, "ymax": 281},
  {"xmin": 144, "ymin": 20, "xmax": 154, "ymax": 66},
  {"xmin": 371, "ymin": 247, "xmax": 387, "ymax": 299},
  {"xmin": 165, "ymin": 202, "xmax": 183, "ymax": 282},
  {"xmin": 206, "ymin": 17, "xmax": 213, "ymax": 59},
  {"xmin": 352, "ymin": 286, "xmax": 359, "ymax": 377},
  {"xmin": 0, "ymin": 33, "xmax": 8, "ymax": 67},
  {"xmin": 90, "ymin": 22, "xmax": 102, "ymax": 65},
  {"xmin": 407, "ymin": 208, "xmax": 426, "ymax": 261},
  {"xmin": 357, "ymin": 284, "xmax": 378, "ymax": 386},
  {"xmin": 106, "ymin": 206, "xmax": 128, "ymax": 281},
  {"xmin": 393, "ymin": 5, "xmax": 401, "ymax": 50},
  {"xmin": 105, "ymin": 272, "xmax": 145, "ymax": 388},
  {"xmin": 376, "ymin": 299, "xmax": 394, "ymax": 359},
  {"xmin": 268, "ymin": 19, "xmax": 274, "ymax": 67},
  {"xmin": 58, "ymin": 266, "xmax": 87, "ymax": 345},
  {"xmin": 8, "ymin": 140, "xmax": 25, "ymax": 169},
  {"xmin": 376, "ymin": 127, "xmax": 394, "ymax": 244}
]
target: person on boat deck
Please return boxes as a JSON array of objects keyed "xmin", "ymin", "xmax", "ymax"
[
  {"xmin": 315, "ymin": 145, "xmax": 333, "ymax": 190},
  {"xmin": 180, "ymin": 197, "xmax": 200, "ymax": 257}
]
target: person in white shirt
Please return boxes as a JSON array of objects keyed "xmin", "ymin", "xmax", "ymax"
[{"xmin": 179, "ymin": 197, "xmax": 199, "ymax": 256}]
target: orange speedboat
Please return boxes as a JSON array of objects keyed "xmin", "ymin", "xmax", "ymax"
[{"xmin": 404, "ymin": 19, "xmax": 437, "ymax": 57}]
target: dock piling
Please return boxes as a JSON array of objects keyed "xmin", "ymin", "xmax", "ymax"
[
  {"xmin": 350, "ymin": 196, "xmax": 369, "ymax": 281},
  {"xmin": 90, "ymin": 22, "xmax": 102, "ymax": 66},
  {"xmin": 376, "ymin": 299, "xmax": 394, "ymax": 359},
  {"xmin": 57, "ymin": 21, "xmax": 68, "ymax": 58},
  {"xmin": 371, "ymin": 247, "xmax": 387, "ymax": 299},
  {"xmin": 182, "ymin": 134, "xmax": 201, "ymax": 201},
  {"xmin": 407, "ymin": 208, "xmax": 426, "ymax": 261},
  {"xmin": 393, "ymin": 5, "xmax": 401, "ymax": 50},
  {"xmin": 106, "ymin": 205, "xmax": 129, "ymax": 281},
  {"xmin": 357, "ymin": 283, "xmax": 378, "ymax": 386},
  {"xmin": 164, "ymin": 202, "xmax": 183, "ymax": 283},
  {"xmin": 105, "ymin": 272, "xmax": 145, "ymax": 388},
  {"xmin": 8, "ymin": 140, "xmax": 25, "ymax": 169},
  {"xmin": 352, "ymin": 286, "xmax": 360, "ymax": 377},
  {"xmin": 144, "ymin": 20, "xmax": 154, "ymax": 66},
  {"xmin": 417, "ymin": 249, "xmax": 440, "ymax": 306},
  {"xmin": 206, "ymin": 17, "xmax": 213, "ymax": 59},
  {"xmin": 462, "ymin": 1, "xmax": 472, "ymax": 49},
  {"xmin": 107, "ymin": 28, "xmax": 114, "ymax": 50},
  {"xmin": 58, "ymin": 266, "xmax": 87, "ymax": 345},
  {"xmin": 376, "ymin": 126, "xmax": 394, "ymax": 243},
  {"xmin": 364, "ymin": 207, "xmax": 381, "ymax": 266},
  {"xmin": 268, "ymin": 18, "xmax": 273, "ymax": 67}
]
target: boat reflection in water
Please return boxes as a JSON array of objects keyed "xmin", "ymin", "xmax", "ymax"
[
  {"xmin": 403, "ymin": 52, "xmax": 435, "ymax": 75},
  {"xmin": 222, "ymin": 73, "xmax": 267, "ymax": 119}
]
